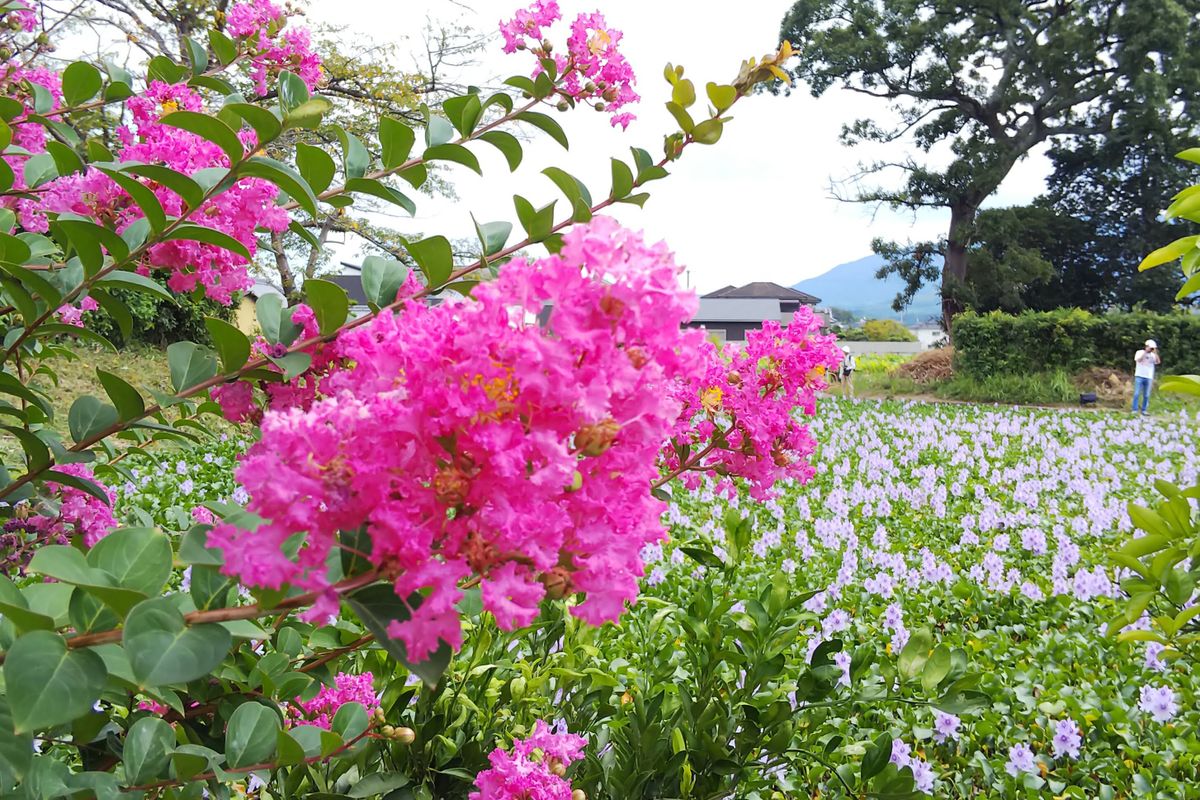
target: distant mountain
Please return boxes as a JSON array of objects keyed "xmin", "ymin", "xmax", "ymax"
[{"xmin": 793, "ymin": 254, "xmax": 941, "ymax": 323}]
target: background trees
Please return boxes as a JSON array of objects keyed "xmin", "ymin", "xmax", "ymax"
[{"xmin": 779, "ymin": 0, "xmax": 1200, "ymax": 331}]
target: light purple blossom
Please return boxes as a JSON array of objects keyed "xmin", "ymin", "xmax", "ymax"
[
  {"xmin": 1138, "ymin": 685, "xmax": 1178, "ymax": 723},
  {"xmin": 1051, "ymin": 718, "xmax": 1081, "ymax": 759},
  {"xmin": 1005, "ymin": 743, "xmax": 1036, "ymax": 776}
]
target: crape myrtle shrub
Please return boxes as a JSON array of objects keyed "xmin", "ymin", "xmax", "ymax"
[
  {"xmin": 951, "ymin": 309, "xmax": 1200, "ymax": 379},
  {"xmin": 0, "ymin": 0, "xmax": 972, "ymax": 798}
]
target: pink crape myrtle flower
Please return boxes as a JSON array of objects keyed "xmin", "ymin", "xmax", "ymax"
[
  {"xmin": 209, "ymin": 217, "xmax": 705, "ymax": 661},
  {"xmin": 38, "ymin": 81, "xmax": 289, "ymax": 303},
  {"xmin": 286, "ymin": 672, "xmax": 379, "ymax": 730},
  {"xmin": 500, "ymin": 2, "xmax": 638, "ymax": 128},
  {"xmin": 55, "ymin": 296, "xmax": 99, "ymax": 327},
  {"xmin": 27, "ymin": 463, "xmax": 117, "ymax": 548},
  {"xmin": 225, "ymin": 0, "xmax": 322, "ymax": 94},
  {"xmin": 471, "ymin": 720, "xmax": 586, "ymax": 800},
  {"xmin": 663, "ymin": 311, "xmax": 841, "ymax": 499}
]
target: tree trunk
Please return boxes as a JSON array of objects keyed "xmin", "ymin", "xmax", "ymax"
[
  {"xmin": 941, "ymin": 202, "xmax": 979, "ymax": 338},
  {"xmin": 270, "ymin": 231, "xmax": 298, "ymax": 302}
]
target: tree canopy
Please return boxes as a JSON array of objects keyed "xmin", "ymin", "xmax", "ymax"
[{"xmin": 779, "ymin": 0, "xmax": 1200, "ymax": 331}]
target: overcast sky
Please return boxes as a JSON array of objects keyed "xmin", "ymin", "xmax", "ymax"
[{"xmin": 307, "ymin": 0, "xmax": 1051, "ymax": 293}]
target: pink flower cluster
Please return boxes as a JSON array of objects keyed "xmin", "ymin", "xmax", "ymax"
[
  {"xmin": 664, "ymin": 313, "xmax": 841, "ymax": 499},
  {"xmin": 56, "ymin": 296, "xmax": 99, "ymax": 327},
  {"xmin": 286, "ymin": 672, "xmax": 379, "ymax": 730},
  {"xmin": 225, "ymin": 0, "xmax": 322, "ymax": 95},
  {"xmin": 499, "ymin": 2, "xmax": 638, "ymax": 129},
  {"xmin": 27, "ymin": 463, "xmax": 117, "ymax": 548},
  {"xmin": 0, "ymin": 64, "xmax": 62, "ymax": 231},
  {"xmin": 209, "ymin": 217, "xmax": 705, "ymax": 661},
  {"xmin": 471, "ymin": 720, "xmax": 586, "ymax": 800},
  {"xmin": 38, "ymin": 80, "xmax": 290, "ymax": 302},
  {"xmin": 4, "ymin": 3, "xmax": 37, "ymax": 32}
]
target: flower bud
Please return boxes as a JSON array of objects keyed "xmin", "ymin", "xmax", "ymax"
[
  {"xmin": 572, "ymin": 791, "xmax": 587, "ymax": 800},
  {"xmin": 548, "ymin": 758, "xmax": 567, "ymax": 777},
  {"xmin": 433, "ymin": 466, "xmax": 470, "ymax": 506},
  {"xmin": 584, "ymin": 81, "xmax": 596, "ymax": 94},
  {"xmin": 594, "ymin": 102, "xmax": 606, "ymax": 112},
  {"xmin": 556, "ymin": 100, "xmax": 570, "ymax": 112},
  {"xmin": 626, "ymin": 346, "xmax": 649, "ymax": 369},
  {"xmin": 394, "ymin": 726, "xmax": 416, "ymax": 744},
  {"xmin": 541, "ymin": 566, "xmax": 573, "ymax": 599},
  {"xmin": 381, "ymin": 725, "xmax": 396, "ymax": 737},
  {"xmin": 575, "ymin": 418, "xmax": 619, "ymax": 457},
  {"xmin": 516, "ymin": 40, "xmax": 527, "ymax": 50},
  {"xmin": 541, "ymin": 39, "xmax": 553, "ymax": 52},
  {"xmin": 602, "ymin": 86, "xmax": 618, "ymax": 102}
]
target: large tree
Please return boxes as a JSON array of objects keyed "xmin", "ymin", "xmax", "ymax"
[{"xmin": 779, "ymin": 0, "xmax": 1200, "ymax": 331}]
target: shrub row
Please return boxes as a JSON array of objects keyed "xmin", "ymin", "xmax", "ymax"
[{"xmin": 952, "ymin": 309, "xmax": 1200, "ymax": 379}]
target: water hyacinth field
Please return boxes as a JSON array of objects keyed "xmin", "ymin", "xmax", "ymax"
[
  {"xmin": 101, "ymin": 398, "xmax": 1200, "ymax": 799},
  {"xmin": 635, "ymin": 399, "xmax": 1200, "ymax": 798}
]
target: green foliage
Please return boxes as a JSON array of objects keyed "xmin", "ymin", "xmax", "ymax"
[
  {"xmin": 86, "ymin": 270, "xmax": 236, "ymax": 347},
  {"xmin": 936, "ymin": 370, "xmax": 1077, "ymax": 406},
  {"xmin": 780, "ymin": 0, "xmax": 1200, "ymax": 323},
  {"xmin": 952, "ymin": 309, "xmax": 1200, "ymax": 379},
  {"xmin": 861, "ymin": 319, "xmax": 917, "ymax": 342}
]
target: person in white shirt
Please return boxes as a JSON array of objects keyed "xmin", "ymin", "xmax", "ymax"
[
  {"xmin": 1132, "ymin": 339, "xmax": 1161, "ymax": 415},
  {"xmin": 840, "ymin": 346, "xmax": 857, "ymax": 398}
]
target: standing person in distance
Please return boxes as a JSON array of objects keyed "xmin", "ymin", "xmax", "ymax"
[
  {"xmin": 1132, "ymin": 339, "xmax": 1161, "ymax": 415},
  {"xmin": 840, "ymin": 346, "xmax": 857, "ymax": 399}
]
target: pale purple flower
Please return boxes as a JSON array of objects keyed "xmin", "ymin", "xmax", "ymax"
[
  {"xmin": 889, "ymin": 739, "xmax": 911, "ymax": 768},
  {"xmin": 910, "ymin": 759, "xmax": 936, "ymax": 794},
  {"xmin": 1051, "ymin": 718, "xmax": 1081, "ymax": 759},
  {"xmin": 1005, "ymin": 742, "xmax": 1036, "ymax": 776},
  {"xmin": 1145, "ymin": 641, "xmax": 1169, "ymax": 672},
  {"xmin": 932, "ymin": 710, "xmax": 960, "ymax": 743},
  {"xmin": 1139, "ymin": 685, "xmax": 1178, "ymax": 723}
]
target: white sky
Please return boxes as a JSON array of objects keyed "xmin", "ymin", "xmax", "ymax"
[{"xmin": 310, "ymin": 0, "xmax": 1050, "ymax": 293}]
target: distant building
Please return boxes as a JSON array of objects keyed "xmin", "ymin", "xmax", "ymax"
[
  {"xmin": 691, "ymin": 282, "xmax": 822, "ymax": 342},
  {"xmin": 235, "ymin": 278, "xmax": 284, "ymax": 334},
  {"xmin": 907, "ymin": 321, "xmax": 947, "ymax": 349}
]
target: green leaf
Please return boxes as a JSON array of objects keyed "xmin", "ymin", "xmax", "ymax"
[
  {"xmin": 921, "ymin": 645, "xmax": 952, "ymax": 694},
  {"xmin": 423, "ymin": 143, "xmax": 482, "ymax": 175},
  {"xmin": 334, "ymin": 125, "xmax": 370, "ymax": 179},
  {"xmin": 240, "ymin": 155, "xmax": 318, "ymax": 218},
  {"xmin": 183, "ymin": 36, "xmax": 209, "ymax": 73},
  {"xmin": 346, "ymin": 585, "xmax": 452, "ymax": 686},
  {"xmin": 862, "ymin": 732, "xmax": 892, "ymax": 782},
  {"xmin": 180, "ymin": 525, "xmax": 224, "ymax": 566},
  {"xmin": 296, "ymin": 142, "xmax": 336, "ymax": 194},
  {"xmin": 542, "ymin": 166, "xmax": 593, "ymax": 209},
  {"xmin": 330, "ymin": 702, "xmax": 368, "ymax": 741},
  {"xmin": 94, "ymin": 269, "xmax": 175, "ymax": 302},
  {"xmin": 123, "ymin": 597, "xmax": 232, "ymax": 688},
  {"xmin": 54, "ymin": 216, "xmax": 130, "ymax": 275},
  {"xmin": 610, "ymin": 158, "xmax": 634, "ymax": 199},
  {"xmin": 405, "ymin": 236, "xmax": 454, "ymax": 287},
  {"xmin": 45, "ymin": 141, "xmax": 85, "ymax": 176},
  {"xmin": 348, "ymin": 773, "xmax": 411, "ymax": 798},
  {"xmin": 692, "ymin": 118, "xmax": 724, "ymax": 145},
  {"xmin": 255, "ymin": 293, "xmax": 303, "ymax": 345},
  {"xmin": 898, "ymin": 627, "xmax": 932, "ymax": 681},
  {"xmin": 225, "ymin": 702, "xmax": 281, "ymax": 768},
  {"xmin": 360, "ymin": 255, "xmax": 408, "ymax": 307},
  {"xmin": 1, "ymin": 425, "xmax": 49, "ymax": 471},
  {"xmin": 163, "ymin": 224, "xmax": 251, "ymax": 260},
  {"xmin": 671, "ymin": 78, "xmax": 696, "ymax": 107},
  {"xmin": 205, "ymin": 316, "xmax": 251, "ymax": 372},
  {"xmin": 68, "ymin": 395, "xmax": 119, "ymax": 444},
  {"xmin": 934, "ymin": 688, "xmax": 991, "ymax": 715},
  {"xmin": 224, "ymin": 102, "xmax": 283, "ymax": 146},
  {"xmin": 0, "ymin": 698, "xmax": 34, "ymax": 787},
  {"xmin": 706, "ymin": 82, "xmax": 738, "ymax": 112},
  {"xmin": 27, "ymin": 545, "xmax": 144, "ymax": 615},
  {"xmin": 146, "ymin": 55, "xmax": 187, "ymax": 84},
  {"xmin": 283, "ymin": 97, "xmax": 333, "ymax": 131},
  {"xmin": 303, "ymin": 279, "xmax": 349, "ymax": 335},
  {"xmin": 3, "ymin": 631, "xmax": 107, "ymax": 734},
  {"xmin": 513, "ymin": 195, "xmax": 556, "ymax": 240},
  {"xmin": 160, "ymin": 111, "xmax": 244, "ymax": 165},
  {"xmin": 515, "ymin": 111, "xmax": 569, "ymax": 149},
  {"xmin": 345, "ymin": 177, "xmax": 416, "ymax": 215},
  {"xmin": 96, "ymin": 369, "xmax": 144, "ymax": 421},
  {"xmin": 209, "ymin": 29, "xmax": 238, "ymax": 65},
  {"xmin": 87, "ymin": 528, "xmax": 172, "ymax": 597},
  {"xmin": 478, "ymin": 130, "xmax": 523, "ymax": 171},
  {"xmin": 267, "ymin": 351, "xmax": 311, "ymax": 380},
  {"xmin": 443, "ymin": 93, "xmax": 483, "ymax": 136},
  {"xmin": 473, "ymin": 219, "xmax": 512, "ymax": 257},
  {"xmin": 167, "ymin": 341, "xmax": 219, "ymax": 393},
  {"xmin": 22, "ymin": 152, "xmax": 57, "ymax": 188},
  {"xmin": 122, "ymin": 716, "xmax": 175, "ymax": 785},
  {"xmin": 277, "ymin": 70, "xmax": 311, "ymax": 112},
  {"xmin": 380, "ymin": 116, "xmax": 416, "ymax": 170},
  {"xmin": 122, "ymin": 164, "xmax": 203, "ymax": 209},
  {"xmin": 424, "ymin": 115, "xmax": 454, "ymax": 147},
  {"xmin": 95, "ymin": 168, "xmax": 167, "ymax": 232},
  {"xmin": 1139, "ymin": 235, "xmax": 1199, "ymax": 271}
]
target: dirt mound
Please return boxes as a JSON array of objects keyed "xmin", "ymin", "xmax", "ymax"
[
  {"xmin": 1073, "ymin": 366, "xmax": 1131, "ymax": 403},
  {"xmin": 896, "ymin": 348, "xmax": 955, "ymax": 384}
]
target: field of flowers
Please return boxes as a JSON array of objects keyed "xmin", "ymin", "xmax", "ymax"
[{"xmin": 107, "ymin": 398, "xmax": 1200, "ymax": 798}]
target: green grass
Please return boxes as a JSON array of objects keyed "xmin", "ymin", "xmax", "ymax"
[{"xmin": 934, "ymin": 369, "xmax": 1078, "ymax": 405}]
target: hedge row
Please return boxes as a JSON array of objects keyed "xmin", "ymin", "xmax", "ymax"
[{"xmin": 951, "ymin": 309, "xmax": 1200, "ymax": 378}]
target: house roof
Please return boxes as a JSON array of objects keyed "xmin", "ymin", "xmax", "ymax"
[
  {"xmin": 702, "ymin": 282, "xmax": 821, "ymax": 305},
  {"xmin": 246, "ymin": 278, "xmax": 284, "ymax": 299},
  {"xmin": 692, "ymin": 297, "xmax": 784, "ymax": 323}
]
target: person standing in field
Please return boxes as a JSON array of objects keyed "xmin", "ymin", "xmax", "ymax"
[
  {"xmin": 1132, "ymin": 339, "xmax": 1161, "ymax": 415},
  {"xmin": 840, "ymin": 346, "xmax": 857, "ymax": 398}
]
